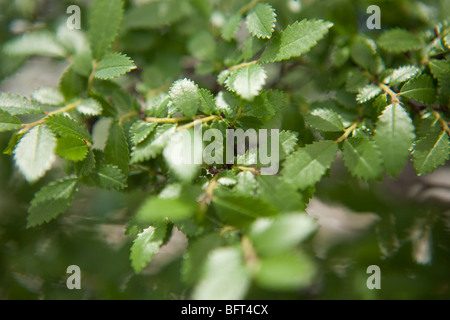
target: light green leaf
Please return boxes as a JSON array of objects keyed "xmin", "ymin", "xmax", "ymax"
[
  {"xmin": 14, "ymin": 125, "xmax": 57, "ymax": 182},
  {"xmin": 246, "ymin": 3, "xmax": 277, "ymax": 39},
  {"xmin": 76, "ymin": 98, "xmax": 103, "ymax": 116},
  {"xmin": 32, "ymin": 87, "xmax": 65, "ymax": 106},
  {"xmin": 350, "ymin": 36, "xmax": 380, "ymax": 73},
  {"xmin": 169, "ymin": 79, "xmax": 200, "ymax": 118},
  {"xmin": 257, "ymin": 175, "xmax": 305, "ymax": 212},
  {"xmin": 221, "ymin": 13, "xmax": 242, "ymax": 41},
  {"xmin": 0, "ymin": 93, "xmax": 43, "ymax": 115},
  {"xmin": 130, "ymin": 124, "xmax": 175, "ymax": 163},
  {"xmin": 260, "ymin": 19, "xmax": 333, "ymax": 63},
  {"xmin": 130, "ymin": 225, "xmax": 167, "ymax": 273},
  {"xmin": 198, "ymin": 89, "xmax": 217, "ymax": 116},
  {"xmin": 96, "ymin": 164, "xmax": 127, "ymax": 190},
  {"xmin": 387, "ymin": 65, "xmax": 421, "ymax": 86},
  {"xmin": 343, "ymin": 137, "xmax": 383, "ymax": 180},
  {"xmin": 374, "ymin": 103, "xmax": 415, "ymax": 176},
  {"xmin": 4, "ymin": 31, "xmax": 66, "ymax": 58},
  {"xmin": 234, "ymin": 171, "xmax": 257, "ymax": 196},
  {"xmin": 413, "ymin": 131, "xmax": 449, "ymax": 175},
  {"xmin": 46, "ymin": 114, "xmax": 92, "ymax": 142},
  {"xmin": 0, "ymin": 110, "xmax": 21, "ymax": 132},
  {"xmin": 88, "ymin": 0, "xmax": 124, "ymax": 60},
  {"xmin": 187, "ymin": 31, "xmax": 216, "ymax": 60},
  {"xmin": 27, "ymin": 178, "xmax": 78, "ymax": 227},
  {"xmin": 226, "ymin": 64, "xmax": 267, "ymax": 100},
  {"xmin": 378, "ymin": 29, "xmax": 422, "ymax": 53},
  {"xmin": 400, "ymin": 74, "xmax": 436, "ymax": 105},
  {"xmin": 305, "ymin": 108, "xmax": 344, "ymax": 132},
  {"xmin": 94, "ymin": 53, "xmax": 136, "ymax": 80},
  {"xmin": 104, "ymin": 122, "xmax": 130, "ymax": 175},
  {"xmin": 249, "ymin": 213, "xmax": 317, "ymax": 256},
  {"xmin": 192, "ymin": 246, "xmax": 250, "ymax": 300},
  {"xmin": 282, "ymin": 140, "xmax": 338, "ymax": 190},
  {"xmin": 56, "ymin": 137, "xmax": 89, "ymax": 162},
  {"xmin": 356, "ymin": 85, "xmax": 383, "ymax": 104},
  {"xmin": 136, "ymin": 197, "xmax": 196, "ymax": 223},
  {"xmin": 130, "ymin": 121, "xmax": 158, "ymax": 146}
]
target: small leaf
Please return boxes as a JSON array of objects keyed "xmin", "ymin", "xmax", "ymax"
[
  {"xmin": 198, "ymin": 89, "xmax": 217, "ymax": 116},
  {"xmin": 356, "ymin": 85, "xmax": 383, "ymax": 104},
  {"xmin": 257, "ymin": 175, "xmax": 305, "ymax": 212},
  {"xmin": 169, "ymin": 79, "xmax": 200, "ymax": 118},
  {"xmin": 96, "ymin": 164, "xmax": 127, "ymax": 190},
  {"xmin": 46, "ymin": 114, "xmax": 92, "ymax": 142},
  {"xmin": 130, "ymin": 124, "xmax": 175, "ymax": 163},
  {"xmin": 221, "ymin": 13, "xmax": 242, "ymax": 41},
  {"xmin": 14, "ymin": 125, "xmax": 57, "ymax": 182},
  {"xmin": 136, "ymin": 197, "xmax": 196, "ymax": 224},
  {"xmin": 56, "ymin": 137, "xmax": 89, "ymax": 162},
  {"xmin": 413, "ymin": 131, "xmax": 449, "ymax": 175},
  {"xmin": 374, "ymin": 103, "xmax": 415, "ymax": 176},
  {"xmin": 32, "ymin": 87, "xmax": 65, "ymax": 106},
  {"xmin": 88, "ymin": 0, "xmax": 124, "ymax": 60},
  {"xmin": 282, "ymin": 140, "xmax": 338, "ymax": 190},
  {"xmin": 246, "ymin": 3, "xmax": 277, "ymax": 39},
  {"xmin": 130, "ymin": 225, "xmax": 167, "ymax": 273},
  {"xmin": 260, "ymin": 19, "xmax": 333, "ymax": 63},
  {"xmin": 378, "ymin": 29, "xmax": 422, "ymax": 53},
  {"xmin": 75, "ymin": 150, "xmax": 96, "ymax": 176},
  {"xmin": 4, "ymin": 31, "xmax": 66, "ymax": 58},
  {"xmin": 343, "ymin": 137, "xmax": 383, "ymax": 180},
  {"xmin": 0, "ymin": 93, "xmax": 43, "ymax": 115},
  {"xmin": 305, "ymin": 108, "xmax": 344, "ymax": 132},
  {"xmin": 0, "ymin": 110, "xmax": 21, "ymax": 132},
  {"xmin": 104, "ymin": 122, "xmax": 130, "ymax": 175},
  {"xmin": 387, "ymin": 65, "xmax": 421, "ymax": 86},
  {"xmin": 76, "ymin": 98, "xmax": 102, "ymax": 116},
  {"xmin": 400, "ymin": 74, "xmax": 436, "ymax": 105},
  {"xmin": 226, "ymin": 64, "xmax": 267, "ymax": 100},
  {"xmin": 130, "ymin": 121, "xmax": 158, "ymax": 146},
  {"xmin": 94, "ymin": 53, "xmax": 137, "ymax": 80}
]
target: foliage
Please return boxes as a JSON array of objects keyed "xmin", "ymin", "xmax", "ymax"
[{"xmin": 0, "ymin": 0, "xmax": 449, "ymax": 300}]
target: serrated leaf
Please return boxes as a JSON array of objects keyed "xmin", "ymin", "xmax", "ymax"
[
  {"xmin": 282, "ymin": 140, "xmax": 338, "ymax": 190},
  {"xmin": 246, "ymin": 3, "xmax": 277, "ymax": 39},
  {"xmin": 343, "ymin": 137, "xmax": 383, "ymax": 180},
  {"xmin": 249, "ymin": 213, "xmax": 317, "ymax": 256},
  {"xmin": 257, "ymin": 175, "xmax": 305, "ymax": 212},
  {"xmin": 356, "ymin": 85, "xmax": 383, "ymax": 103},
  {"xmin": 46, "ymin": 114, "xmax": 91, "ymax": 142},
  {"xmin": 130, "ymin": 225, "xmax": 166, "ymax": 273},
  {"xmin": 136, "ymin": 197, "xmax": 196, "ymax": 224},
  {"xmin": 226, "ymin": 64, "xmax": 267, "ymax": 100},
  {"xmin": 198, "ymin": 89, "xmax": 217, "ymax": 115},
  {"xmin": 413, "ymin": 131, "xmax": 450, "ymax": 175},
  {"xmin": 14, "ymin": 125, "xmax": 57, "ymax": 182},
  {"xmin": 76, "ymin": 98, "xmax": 102, "ymax": 116},
  {"xmin": 378, "ymin": 29, "xmax": 422, "ymax": 53},
  {"xmin": 169, "ymin": 79, "xmax": 200, "ymax": 118},
  {"xmin": 243, "ymin": 90, "xmax": 285, "ymax": 119},
  {"xmin": 88, "ymin": 0, "xmax": 124, "ymax": 60},
  {"xmin": 374, "ymin": 103, "xmax": 415, "ymax": 176},
  {"xmin": 305, "ymin": 108, "xmax": 344, "ymax": 132},
  {"xmin": 32, "ymin": 87, "xmax": 65, "ymax": 106},
  {"xmin": 0, "ymin": 93, "xmax": 43, "ymax": 115},
  {"xmin": 130, "ymin": 121, "xmax": 158, "ymax": 146},
  {"xmin": 27, "ymin": 178, "xmax": 78, "ymax": 227},
  {"xmin": 192, "ymin": 247, "xmax": 250, "ymax": 300},
  {"xmin": 400, "ymin": 75, "xmax": 436, "ymax": 105},
  {"xmin": 387, "ymin": 66, "xmax": 421, "ymax": 86},
  {"xmin": 59, "ymin": 67, "xmax": 86, "ymax": 101},
  {"xmin": 96, "ymin": 164, "xmax": 127, "ymax": 190},
  {"xmin": 4, "ymin": 31, "xmax": 66, "ymax": 58},
  {"xmin": 75, "ymin": 150, "xmax": 96, "ymax": 176},
  {"xmin": 56, "ymin": 137, "xmax": 89, "ymax": 162},
  {"xmin": 130, "ymin": 124, "xmax": 175, "ymax": 163},
  {"xmin": 104, "ymin": 122, "xmax": 130, "ymax": 175},
  {"xmin": 350, "ymin": 36, "xmax": 379, "ymax": 72},
  {"xmin": 234, "ymin": 171, "xmax": 257, "ymax": 196},
  {"xmin": 221, "ymin": 13, "xmax": 242, "ymax": 41},
  {"xmin": 94, "ymin": 53, "xmax": 136, "ymax": 80},
  {"xmin": 0, "ymin": 110, "xmax": 21, "ymax": 132},
  {"xmin": 260, "ymin": 19, "xmax": 333, "ymax": 63}
]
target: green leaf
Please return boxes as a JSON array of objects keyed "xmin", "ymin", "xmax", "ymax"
[
  {"xmin": 96, "ymin": 164, "xmax": 127, "ymax": 190},
  {"xmin": 76, "ymin": 98, "xmax": 103, "ymax": 116},
  {"xmin": 169, "ymin": 79, "xmax": 200, "ymax": 118},
  {"xmin": 387, "ymin": 66, "xmax": 421, "ymax": 86},
  {"xmin": 249, "ymin": 213, "xmax": 317, "ymax": 256},
  {"xmin": 282, "ymin": 140, "xmax": 338, "ymax": 190},
  {"xmin": 46, "ymin": 114, "xmax": 92, "ymax": 142},
  {"xmin": 104, "ymin": 122, "xmax": 130, "ymax": 175},
  {"xmin": 350, "ymin": 36, "xmax": 380, "ymax": 73},
  {"xmin": 226, "ymin": 64, "xmax": 267, "ymax": 100},
  {"xmin": 246, "ymin": 3, "xmax": 277, "ymax": 39},
  {"xmin": 356, "ymin": 85, "xmax": 383, "ymax": 104},
  {"xmin": 400, "ymin": 74, "xmax": 437, "ymax": 105},
  {"xmin": 130, "ymin": 124, "xmax": 175, "ymax": 163},
  {"xmin": 260, "ymin": 19, "xmax": 333, "ymax": 63},
  {"xmin": 198, "ymin": 89, "xmax": 217, "ymax": 116},
  {"xmin": 192, "ymin": 246, "xmax": 250, "ymax": 300},
  {"xmin": 305, "ymin": 108, "xmax": 344, "ymax": 132},
  {"xmin": 221, "ymin": 13, "xmax": 242, "ymax": 41},
  {"xmin": 130, "ymin": 225, "xmax": 167, "ymax": 273},
  {"xmin": 343, "ymin": 137, "xmax": 383, "ymax": 180},
  {"xmin": 213, "ymin": 192, "xmax": 278, "ymax": 228},
  {"xmin": 413, "ymin": 131, "xmax": 450, "ymax": 175},
  {"xmin": 136, "ymin": 197, "xmax": 196, "ymax": 224},
  {"xmin": 234, "ymin": 171, "xmax": 257, "ymax": 196},
  {"xmin": 14, "ymin": 125, "xmax": 57, "ymax": 182},
  {"xmin": 378, "ymin": 29, "xmax": 422, "ymax": 53},
  {"xmin": 88, "ymin": 0, "xmax": 124, "ymax": 60},
  {"xmin": 27, "ymin": 178, "xmax": 78, "ymax": 227},
  {"xmin": 59, "ymin": 67, "xmax": 87, "ymax": 100},
  {"xmin": 75, "ymin": 150, "xmax": 96, "ymax": 176},
  {"xmin": 187, "ymin": 31, "xmax": 217, "ymax": 60},
  {"xmin": 374, "ymin": 103, "xmax": 415, "ymax": 176},
  {"xmin": 255, "ymin": 252, "xmax": 316, "ymax": 291},
  {"xmin": 32, "ymin": 87, "xmax": 65, "ymax": 106},
  {"xmin": 0, "ymin": 110, "xmax": 21, "ymax": 132},
  {"xmin": 94, "ymin": 53, "xmax": 136, "ymax": 80},
  {"xmin": 56, "ymin": 137, "xmax": 89, "ymax": 162},
  {"xmin": 130, "ymin": 121, "xmax": 158, "ymax": 146},
  {"xmin": 0, "ymin": 93, "xmax": 43, "ymax": 115},
  {"xmin": 257, "ymin": 176, "xmax": 305, "ymax": 212},
  {"xmin": 4, "ymin": 31, "xmax": 66, "ymax": 58}
]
